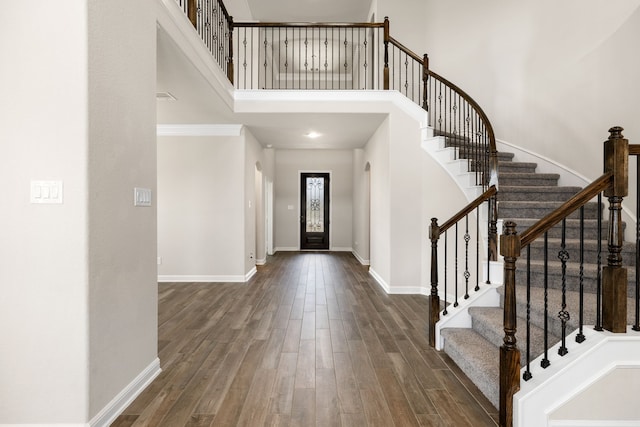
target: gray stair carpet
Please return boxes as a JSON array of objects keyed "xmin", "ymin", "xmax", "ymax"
[{"xmin": 439, "ymin": 146, "xmax": 637, "ymax": 410}]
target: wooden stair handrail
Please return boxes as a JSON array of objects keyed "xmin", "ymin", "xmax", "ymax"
[
  {"xmin": 520, "ymin": 172, "xmax": 614, "ymax": 247},
  {"xmin": 439, "ymin": 186, "xmax": 497, "ymax": 234},
  {"xmin": 234, "ymin": 21, "xmax": 385, "ymax": 28}
]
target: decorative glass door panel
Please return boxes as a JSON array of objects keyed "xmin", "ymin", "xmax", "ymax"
[{"xmin": 300, "ymin": 173, "xmax": 330, "ymax": 250}]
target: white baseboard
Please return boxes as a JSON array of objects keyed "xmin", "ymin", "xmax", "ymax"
[
  {"xmin": 369, "ymin": 268, "xmax": 390, "ymax": 293},
  {"xmin": 245, "ymin": 267, "xmax": 257, "ymax": 281},
  {"xmin": 351, "ymin": 250, "xmax": 370, "ymax": 266},
  {"xmin": 255, "ymin": 258, "xmax": 267, "ymax": 266},
  {"xmin": 89, "ymin": 358, "xmax": 161, "ymax": 427},
  {"xmin": 158, "ymin": 275, "xmax": 249, "ymax": 283},
  {"xmin": 549, "ymin": 421, "xmax": 640, "ymax": 427},
  {"xmin": 274, "ymin": 247, "xmax": 298, "ymax": 252},
  {"xmin": 330, "ymin": 246, "xmax": 353, "ymax": 252}
]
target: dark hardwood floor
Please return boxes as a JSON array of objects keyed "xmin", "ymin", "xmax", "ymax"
[{"xmin": 113, "ymin": 252, "xmax": 498, "ymax": 426}]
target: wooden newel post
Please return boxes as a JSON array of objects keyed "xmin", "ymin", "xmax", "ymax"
[
  {"xmin": 422, "ymin": 54, "xmax": 429, "ymax": 111},
  {"xmin": 429, "ymin": 218, "xmax": 440, "ymax": 347},
  {"xmin": 227, "ymin": 16, "xmax": 234, "ymax": 84},
  {"xmin": 383, "ymin": 17, "xmax": 390, "ymax": 90},
  {"xmin": 499, "ymin": 221, "xmax": 521, "ymax": 427},
  {"xmin": 188, "ymin": 0, "xmax": 198, "ymax": 28},
  {"xmin": 603, "ymin": 126, "xmax": 628, "ymax": 333}
]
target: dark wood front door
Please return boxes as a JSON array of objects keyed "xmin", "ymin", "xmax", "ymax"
[{"xmin": 300, "ymin": 172, "xmax": 330, "ymax": 250}]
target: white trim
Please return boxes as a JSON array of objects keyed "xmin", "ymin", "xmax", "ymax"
[
  {"xmin": 369, "ymin": 268, "xmax": 390, "ymax": 293},
  {"xmin": 158, "ymin": 275, "xmax": 250, "ymax": 283},
  {"xmin": 255, "ymin": 258, "xmax": 267, "ymax": 266},
  {"xmin": 157, "ymin": 124, "xmax": 243, "ymax": 137},
  {"xmin": 549, "ymin": 422, "xmax": 640, "ymax": 427},
  {"xmin": 274, "ymin": 247, "xmax": 299, "ymax": 252},
  {"xmin": 330, "ymin": 246, "xmax": 353, "ymax": 252},
  {"xmin": 515, "ymin": 329, "xmax": 640, "ymax": 427},
  {"xmin": 496, "ymin": 138, "xmax": 590, "ymax": 187},
  {"xmin": 89, "ymin": 358, "xmax": 161, "ymax": 427},
  {"xmin": 155, "ymin": 0, "xmax": 234, "ymax": 110},
  {"xmin": 245, "ymin": 267, "xmax": 257, "ymax": 281},
  {"xmin": 352, "ymin": 250, "xmax": 370, "ymax": 266}
]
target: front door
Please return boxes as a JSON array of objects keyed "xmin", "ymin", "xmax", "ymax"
[{"xmin": 300, "ymin": 172, "xmax": 330, "ymax": 250}]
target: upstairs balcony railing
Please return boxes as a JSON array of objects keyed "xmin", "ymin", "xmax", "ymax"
[{"xmin": 175, "ymin": 0, "xmax": 498, "ymax": 192}]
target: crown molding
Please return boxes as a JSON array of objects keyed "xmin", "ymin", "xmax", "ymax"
[{"xmin": 156, "ymin": 124, "xmax": 243, "ymax": 137}]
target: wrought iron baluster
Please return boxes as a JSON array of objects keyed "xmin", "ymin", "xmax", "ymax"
[
  {"xmin": 541, "ymin": 232, "xmax": 550, "ymax": 368},
  {"xmin": 454, "ymin": 223, "xmax": 459, "ymax": 307},
  {"xmin": 523, "ymin": 245, "xmax": 532, "ymax": 381},
  {"xmin": 595, "ymin": 192, "xmax": 603, "ymax": 331},
  {"xmin": 576, "ymin": 206, "xmax": 586, "ymax": 343},
  {"xmin": 475, "ymin": 205, "xmax": 480, "ymax": 292},
  {"xmin": 635, "ymin": 154, "xmax": 640, "ymax": 331},
  {"xmin": 444, "ymin": 230, "xmax": 449, "ymax": 315},
  {"xmin": 486, "ymin": 197, "xmax": 492, "ymax": 284},
  {"xmin": 464, "ymin": 215, "xmax": 470, "ymax": 299},
  {"xmin": 558, "ymin": 218, "xmax": 570, "ymax": 356}
]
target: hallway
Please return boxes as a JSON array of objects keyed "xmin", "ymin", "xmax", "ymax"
[{"xmin": 113, "ymin": 252, "xmax": 498, "ymax": 426}]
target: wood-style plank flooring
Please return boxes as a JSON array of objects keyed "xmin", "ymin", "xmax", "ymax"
[{"xmin": 113, "ymin": 252, "xmax": 498, "ymax": 426}]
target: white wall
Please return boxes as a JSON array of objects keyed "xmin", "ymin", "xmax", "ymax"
[
  {"xmin": 87, "ymin": 0, "xmax": 159, "ymax": 418},
  {"xmin": 423, "ymin": 0, "xmax": 640, "ymax": 196},
  {"xmin": 274, "ymin": 149, "xmax": 354, "ymax": 251},
  {"xmin": 549, "ymin": 366, "xmax": 640, "ymax": 423},
  {"xmin": 0, "ymin": 0, "xmax": 158, "ymax": 423},
  {"xmin": 157, "ymin": 135, "xmax": 245, "ymax": 280},
  {"xmin": 352, "ymin": 149, "xmax": 371, "ymax": 264},
  {"xmin": 362, "ymin": 117, "xmax": 392, "ymax": 286},
  {"xmin": 245, "ymin": 129, "xmax": 266, "ymax": 270},
  {"xmin": 0, "ymin": 2, "xmax": 90, "ymax": 423}
]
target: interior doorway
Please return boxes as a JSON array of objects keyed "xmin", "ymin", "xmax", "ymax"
[{"xmin": 300, "ymin": 172, "xmax": 330, "ymax": 250}]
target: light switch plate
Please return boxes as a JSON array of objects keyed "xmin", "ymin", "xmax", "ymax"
[
  {"xmin": 134, "ymin": 188, "xmax": 152, "ymax": 207},
  {"xmin": 30, "ymin": 180, "xmax": 63, "ymax": 204}
]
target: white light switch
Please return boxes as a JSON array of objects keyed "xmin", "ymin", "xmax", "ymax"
[
  {"xmin": 287, "ymin": 205, "xmax": 294, "ymax": 210},
  {"xmin": 134, "ymin": 188, "xmax": 152, "ymax": 207},
  {"xmin": 31, "ymin": 180, "xmax": 63, "ymax": 204}
]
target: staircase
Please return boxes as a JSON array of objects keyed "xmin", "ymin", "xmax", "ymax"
[{"xmin": 439, "ymin": 146, "xmax": 637, "ymax": 409}]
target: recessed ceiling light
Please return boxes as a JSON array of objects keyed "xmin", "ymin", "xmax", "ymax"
[
  {"xmin": 156, "ymin": 92, "xmax": 177, "ymax": 101},
  {"xmin": 266, "ymin": 144, "xmax": 273, "ymax": 148},
  {"xmin": 306, "ymin": 131, "xmax": 321, "ymax": 139}
]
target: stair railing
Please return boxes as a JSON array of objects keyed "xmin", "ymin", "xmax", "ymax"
[
  {"xmin": 177, "ymin": 0, "xmax": 234, "ymax": 82},
  {"xmin": 498, "ymin": 127, "xmax": 633, "ymax": 427},
  {"xmin": 429, "ymin": 186, "xmax": 498, "ymax": 346}
]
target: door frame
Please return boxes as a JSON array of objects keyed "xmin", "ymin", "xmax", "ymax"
[{"xmin": 298, "ymin": 170, "xmax": 332, "ymax": 250}]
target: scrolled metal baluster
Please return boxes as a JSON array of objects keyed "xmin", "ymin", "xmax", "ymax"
[
  {"xmin": 576, "ymin": 206, "xmax": 586, "ymax": 343},
  {"xmin": 558, "ymin": 218, "xmax": 570, "ymax": 356},
  {"xmin": 475, "ymin": 205, "xmax": 480, "ymax": 292},
  {"xmin": 541, "ymin": 232, "xmax": 550, "ymax": 368},
  {"xmin": 443, "ymin": 230, "xmax": 449, "ymax": 315},
  {"xmin": 454, "ymin": 223, "xmax": 459, "ymax": 307},
  {"xmin": 635, "ymin": 154, "xmax": 640, "ymax": 331},
  {"xmin": 523, "ymin": 245, "xmax": 532, "ymax": 381},
  {"xmin": 464, "ymin": 215, "xmax": 470, "ymax": 299},
  {"xmin": 595, "ymin": 192, "xmax": 603, "ymax": 331}
]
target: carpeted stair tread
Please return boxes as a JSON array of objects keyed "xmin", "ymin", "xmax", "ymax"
[
  {"xmin": 498, "ymin": 186, "xmax": 582, "ymax": 202},
  {"xmin": 500, "ymin": 200, "xmax": 601, "ymax": 220},
  {"xmin": 468, "ymin": 307, "xmax": 561, "ymax": 365},
  {"xmin": 499, "ymin": 172, "xmax": 560, "ymax": 186},
  {"xmin": 498, "ymin": 285, "xmax": 638, "ymax": 339},
  {"xmin": 498, "ymin": 161, "xmax": 538, "ymax": 172},
  {"xmin": 513, "ymin": 259, "xmax": 637, "ymax": 295},
  {"xmin": 440, "ymin": 328, "xmax": 499, "ymax": 408}
]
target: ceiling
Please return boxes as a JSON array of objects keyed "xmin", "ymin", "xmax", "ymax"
[
  {"xmin": 157, "ymin": 0, "xmax": 385, "ymax": 149},
  {"xmin": 244, "ymin": 0, "xmax": 373, "ymax": 22}
]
